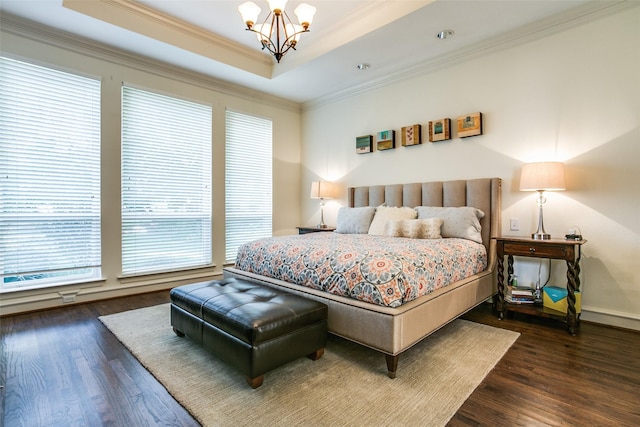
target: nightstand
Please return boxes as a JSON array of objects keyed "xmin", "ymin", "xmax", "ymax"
[
  {"xmin": 495, "ymin": 236, "xmax": 587, "ymax": 335},
  {"xmin": 297, "ymin": 226, "xmax": 336, "ymax": 235}
]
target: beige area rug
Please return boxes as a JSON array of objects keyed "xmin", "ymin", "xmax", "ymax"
[{"xmin": 100, "ymin": 304, "xmax": 519, "ymax": 427}]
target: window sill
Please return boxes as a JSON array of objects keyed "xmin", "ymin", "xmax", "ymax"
[
  {"xmin": 0, "ymin": 277, "xmax": 106, "ymax": 295},
  {"xmin": 118, "ymin": 265, "xmax": 218, "ymax": 287}
]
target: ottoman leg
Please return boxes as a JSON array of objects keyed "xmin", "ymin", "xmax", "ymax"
[
  {"xmin": 307, "ymin": 348, "xmax": 324, "ymax": 361},
  {"xmin": 246, "ymin": 375, "xmax": 264, "ymax": 389}
]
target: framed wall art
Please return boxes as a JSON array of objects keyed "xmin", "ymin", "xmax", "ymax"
[
  {"xmin": 356, "ymin": 135, "xmax": 373, "ymax": 154},
  {"xmin": 376, "ymin": 129, "xmax": 395, "ymax": 151},
  {"xmin": 457, "ymin": 112, "xmax": 483, "ymax": 138},
  {"xmin": 401, "ymin": 124, "xmax": 422, "ymax": 146},
  {"xmin": 428, "ymin": 118, "xmax": 451, "ymax": 142}
]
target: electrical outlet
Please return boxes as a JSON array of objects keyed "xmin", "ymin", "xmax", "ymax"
[{"xmin": 510, "ymin": 218, "xmax": 519, "ymax": 231}]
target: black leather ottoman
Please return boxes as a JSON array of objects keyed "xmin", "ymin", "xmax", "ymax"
[{"xmin": 170, "ymin": 278, "xmax": 328, "ymax": 388}]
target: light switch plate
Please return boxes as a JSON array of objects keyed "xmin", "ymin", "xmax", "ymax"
[{"xmin": 510, "ymin": 218, "xmax": 519, "ymax": 231}]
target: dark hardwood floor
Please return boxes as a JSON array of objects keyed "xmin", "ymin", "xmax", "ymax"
[
  {"xmin": 1, "ymin": 292, "xmax": 198, "ymax": 427},
  {"xmin": 455, "ymin": 306, "xmax": 640, "ymax": 426},
  {"xmin": 2, "ymin": 291, "xmax": 639, "ymax": 426}
]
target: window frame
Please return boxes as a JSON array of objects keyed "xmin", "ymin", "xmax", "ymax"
[
  {"xmin": 121, "ymin": 85, "xmax": 213, "ymax": 276},
  {"xmin": 224, "ymin": 109, "xmax": 273, "ymax": 263},
  {"xmin": 0, "ymin": 56, "xmax": 102, "ymax": 291}
]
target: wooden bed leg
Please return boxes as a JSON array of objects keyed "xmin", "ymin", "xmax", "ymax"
[
  {"xmin": 307, "ymin": 348, "xmax": 324, "ymax": 361},
  {"xmin": 385, "ymin": 354, "xmax": 399, "ymax": 379},
  {"xmin": 246, "ymin": 375, "xmax": 264, "ymax": 389}
]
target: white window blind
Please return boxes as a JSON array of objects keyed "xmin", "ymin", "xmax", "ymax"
[
  {"xmin": 225, "ymin": 110, "xmax": 272, "ymax": 262},
  {"xmin": 121, "ymin": 86, "xmax": 212, "ymax": 275},
  {"xmin": 0, "ymin": 57, "xmax": 101, "ymax": 290}
]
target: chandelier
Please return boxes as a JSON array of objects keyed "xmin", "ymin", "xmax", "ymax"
[{"xmin": 238, "ymin": 1, "xmax": 316, "ymax": 63}]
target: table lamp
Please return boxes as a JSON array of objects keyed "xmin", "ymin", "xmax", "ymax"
[
  {"xmin": 519, "ymin": 162, "xmax": 566, "ymax": 240},
  {"xmin": 310, "ymin": 180, "xmax": 336, "ymax": 228}
]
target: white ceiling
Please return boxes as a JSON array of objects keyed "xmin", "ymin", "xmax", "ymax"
[{"xmin": 0, "ymin": 0, "xmax": 619, "ymax": 104}]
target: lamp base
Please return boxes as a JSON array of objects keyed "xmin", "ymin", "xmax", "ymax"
[
  {"xmin": 317, "ymin": 224, "xmax": 329, "ymax": 229},
  {"xmin": 532, "ymin": 191, "xmax": 551, "ymax": 240},
  {"xmin": 532, "ymin": 232, "xmax": 551, "ymax": 240}
]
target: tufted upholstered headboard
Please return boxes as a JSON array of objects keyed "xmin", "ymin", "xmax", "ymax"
[{"xmin": 348, "ymin": 178, "xmax": 502, "ymax": 266}]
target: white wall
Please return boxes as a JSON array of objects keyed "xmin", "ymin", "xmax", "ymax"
[
  {"xmin": 0, "ymin": 23, "xmax": 302, "ymax": 314},
  {"xmin": 301, "ymin": 8, "xmax": 640, "ymax": 330}
]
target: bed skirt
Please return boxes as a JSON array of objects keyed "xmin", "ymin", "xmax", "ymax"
[{"xmin": 223, "ymin": 266, "xmax": 496, "ymax": 357}]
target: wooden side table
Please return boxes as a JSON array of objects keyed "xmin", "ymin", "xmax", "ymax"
[
  {"xmin": 297, "ymin": 226, "xmax": 336, "ymax": 235},
  {"xmin": 495, "ymin": 236, "xmax": 587, "ymax": 335}
]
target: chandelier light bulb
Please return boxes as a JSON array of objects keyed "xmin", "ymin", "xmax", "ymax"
[
  {"xmin": 267, "ymin": 0, "xmax": 288, "ymax": 14},
  {"xmin": 238, "ymin": 2, "xmax": 261, "ymax": 28},
  {"xmin": 294, "ymin": 3, "xmax": 316, "ymax": 29}
]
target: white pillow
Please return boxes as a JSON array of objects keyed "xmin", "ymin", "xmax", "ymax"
[
  {"xmin": 384, "ymin": 218, "xmax": 443, "ymax": 239},
  {"xmin": 415, "ymin": 206, "xmax": 485, "ymax": 243},
  {"xmin": 335, "ymin": 206, "xmax": 377, "ymax": 234},
  {"xmin": 368, "ymin": 206, "xmax": 418, "ymax": 235}
]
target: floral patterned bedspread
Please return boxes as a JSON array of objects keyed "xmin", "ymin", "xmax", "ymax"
[{"xmin": 235, "ymin": 233, "xmax": 487, "ymax": 308}]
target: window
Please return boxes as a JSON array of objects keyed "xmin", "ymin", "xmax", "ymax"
[
  {"xmin": 0, "ymin": 57, "xmax": 101, "ymax": 290},
  {"xmin": 225, "ymin": 110, "xmax": 272, "ymax": 262},
  {"xmin": 121, "ymin": 86, "xmax": 212, "ymax": 275}
]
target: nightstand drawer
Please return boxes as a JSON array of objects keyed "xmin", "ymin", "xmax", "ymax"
[
  {"xmin": 503, "ymin": 241, "xmax": 568, "ymax": 258},
  {"xmin": 297, "ymin": 226, "xmax": 336, "ymax": 235}
]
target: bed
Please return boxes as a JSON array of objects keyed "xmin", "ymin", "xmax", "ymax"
[{"xmin": 224, "ymin": 177, "xmax": 501, "ymax": 378}]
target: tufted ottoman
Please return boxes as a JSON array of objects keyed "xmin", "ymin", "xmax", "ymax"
[{"xmin": 170, "ymin": 278, "xmax": 328, "ymax": 388}]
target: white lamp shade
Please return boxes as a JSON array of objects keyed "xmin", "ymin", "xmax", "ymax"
[
  {"xmin": 520, "ymin": 162, "xmax": 566, "ymax": 191},
  {"xmin": 294, "ymin": 3, "xmax": 316, "ymax": 26},
  {"xmin": 238, "ymin": 2, "xmax": 261, "ymax": 26},
  {"xmin": 267, "ymin": 0, "xmax": 288, "ymax": 13},
  {"xmin": 310, "ymin": 181, "xmax": 337, "ymax": 199}
]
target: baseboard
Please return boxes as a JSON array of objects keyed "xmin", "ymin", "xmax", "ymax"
[
  {"xmin": 581, "ymin": 307, "xmax": 640, "ymax": 332},
  {"xmin": 0, "ymin": 273, "xmax": 223, "ymax": 317}
]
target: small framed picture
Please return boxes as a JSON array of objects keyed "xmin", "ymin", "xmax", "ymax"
[
  {"xmin": 356, "ymin": 135, "xmax": 373, "ymax": 154},
  {"xmin": 457, "ymin": 112, "xmax": 483, "ymax": 138},
  {"xmin": 428, "ymin": 118, "xmax": 451, "ymax": 142},
  {"xmin": 401, "ymin": 124, "xmax": 422, "ymax": 146},
  {"xmin": 376, "ymin": 130, "xmax": 395, "ymax": 151}
]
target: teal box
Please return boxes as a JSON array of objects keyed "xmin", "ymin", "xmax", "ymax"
[{"xmin": 543, "ymin": 286, "xmax": 581, "ymax": 313}]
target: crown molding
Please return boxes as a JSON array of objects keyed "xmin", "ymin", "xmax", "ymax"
[
  {"xmin": 0, "ymin": 13, "xmax": 300, "ymax": 112},
  {"xmin": 303, "ymin": 0, "xmax": 637, "ymax": 111},
  {"xmin": 62, "ymin": 0, "xmax": 274, "ymax": 78}
]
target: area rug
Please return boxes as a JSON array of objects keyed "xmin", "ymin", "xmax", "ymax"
[{"xmin": 100, "ymin": 304, "xmax": 519, "ymax": 427}]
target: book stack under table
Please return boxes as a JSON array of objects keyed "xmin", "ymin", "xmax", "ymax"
[{"xmin": 505, "ymin": 286, "xmax": 535, "ymax": 304}]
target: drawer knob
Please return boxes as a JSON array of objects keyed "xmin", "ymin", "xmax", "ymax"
[{"xmin": 529, "ymin": 247, "xmax": 536, "ymax": 253}]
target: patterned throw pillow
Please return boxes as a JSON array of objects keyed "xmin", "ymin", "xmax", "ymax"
[{"xmin": 384, "ymin": 218, "xmax": 443, "ymax": 239}]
